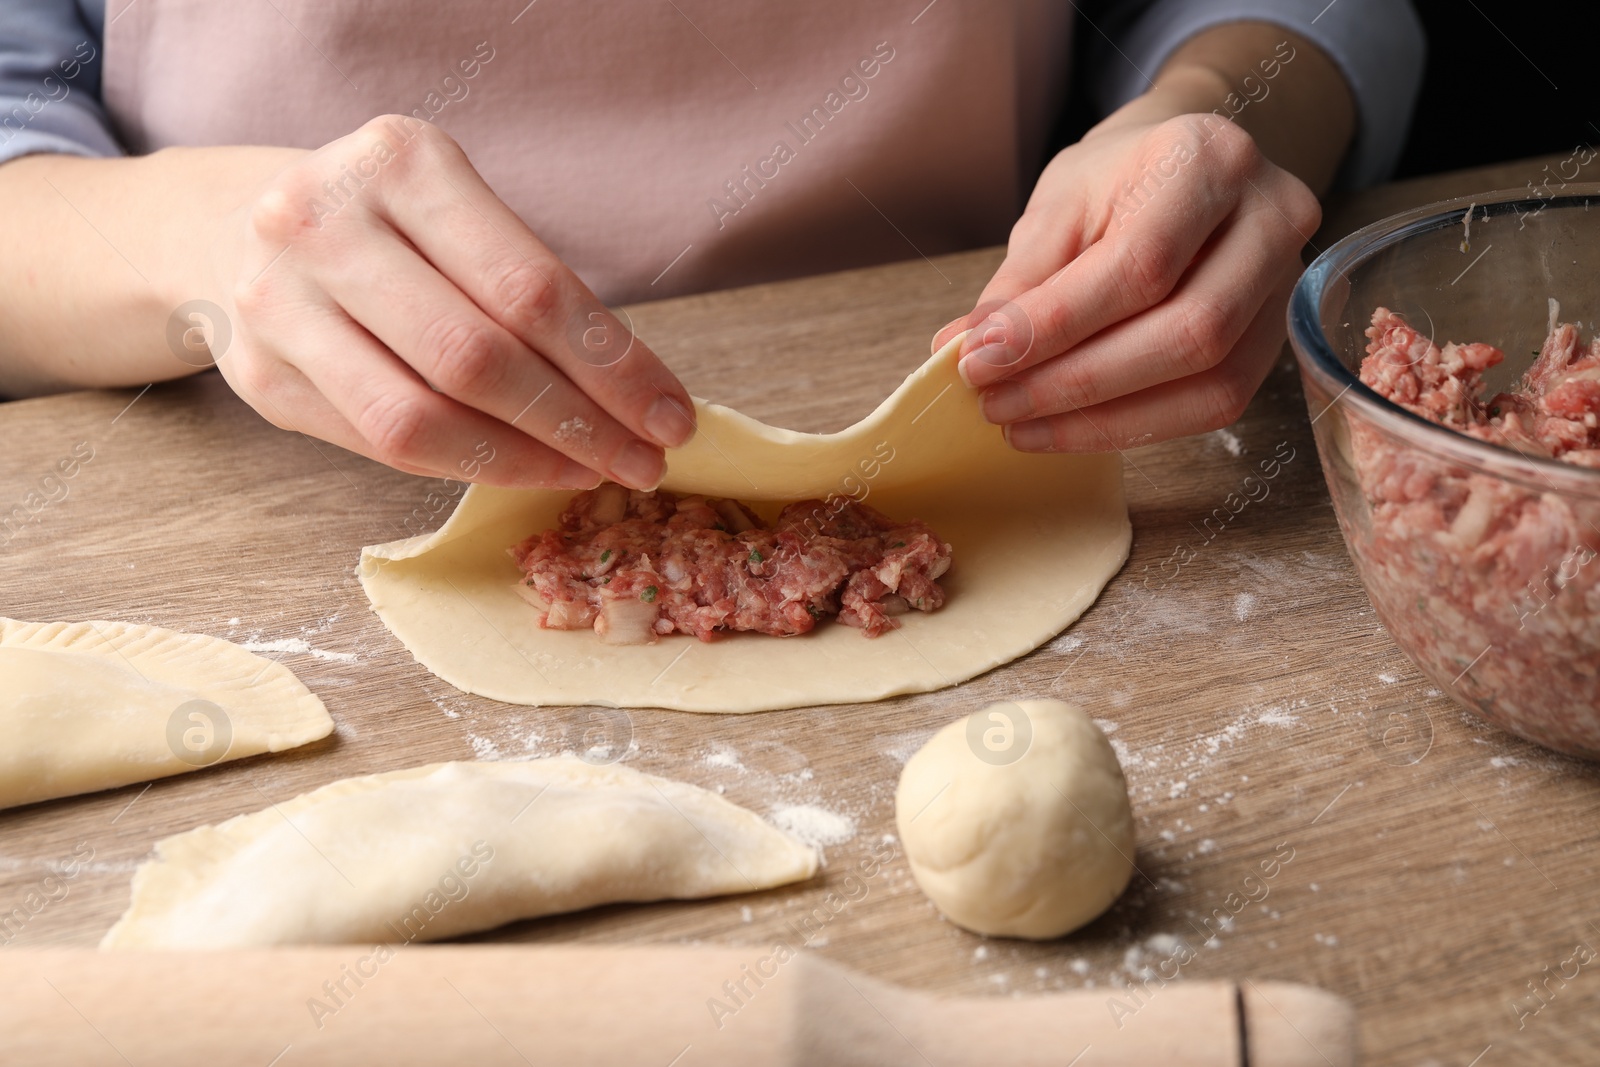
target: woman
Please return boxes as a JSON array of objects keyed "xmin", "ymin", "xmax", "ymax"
[{"xmin": 0, "ymin": 0, "xmax": 1423, "ymax": 491}]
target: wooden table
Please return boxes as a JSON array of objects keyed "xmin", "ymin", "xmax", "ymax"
[{"xmin": 2, "ymin": 152, "xmax": 1594, "ymax": 1066}]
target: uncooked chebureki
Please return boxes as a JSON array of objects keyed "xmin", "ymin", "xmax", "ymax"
[
  {"xmin": 101, "ymin": 758, "xmax": 819, "ymax": 948},
  {"xmin": 0, "ymin": 618, "xmax": 333, "ymax": 810},
  {"xmin": 358, "ymin": 334, "xmax": 1131, "ymax": 712}
]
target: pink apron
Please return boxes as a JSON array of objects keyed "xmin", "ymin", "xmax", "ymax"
[{"xmin": 102, "ymin": 1, "xmax": 1071, "ymax": 304}]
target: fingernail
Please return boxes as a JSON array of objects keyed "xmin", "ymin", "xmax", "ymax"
[
  {"xmin": 959, "ymin": 344, "xmax": 1022, "ymax": 388},
  {"xmin": 643, "ymin": 394, "xmax": 696, "ymax": 448},
  {"xmin": 556, "ymin": 459, "xmax": 603, "ymax": 490},
  {"xmin": 958, "ymin": 317, "xmax": 992, "ymax": 356},
  {"xmin": 980, "ymin": 381, "xmax": 1032, "ymax": 424},
  {"xmin": 960, "ymin": 313, "xmax": 1007, "ymax": 352},
  {"xmin": 1005, "ymin": 420, "xmax": 1055, "ymax": 452},
  {"xmin": 612, "ymin": 440, "xmax": 666, "ymax": 490}
]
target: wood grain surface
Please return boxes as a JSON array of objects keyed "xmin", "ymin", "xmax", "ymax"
[{"xmin": 3, "ymin": 152, "xmax": 1596, "ymax": 1066}]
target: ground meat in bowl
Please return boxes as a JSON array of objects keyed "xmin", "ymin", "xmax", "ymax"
[
  {"xmin": 510, "ymin": 484, "xmax": 953, "ymax": 644},
  {"xmin": 1362, "ymin": 305, "xmax": 1600, "ymax": 465},
  {"xmin": 1339, "ymin": 308, "xmax": 1600, "ymax": 755}
]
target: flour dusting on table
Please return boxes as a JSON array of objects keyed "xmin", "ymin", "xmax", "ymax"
[
  {"xmin": 1212, "ymin": 428, "xmax": 1246, "ymax": 456},
  {"xmin": 703, "ymin": 744, "xmax": 745, "ymax": 771},
  {"xmin": 1232, "ymin": 592, "xmax": 1257, "ymax": 621},
  {"xmin": 238, "ymin": 637, "xmax": 358, "ymax": 663},
  {"xmin": 878, "ymin": 728, "xmax": 938, "ymax": 765},
  {"xmin": 770, "ymin": 804, "xmax": 856, "ymax": 848}
]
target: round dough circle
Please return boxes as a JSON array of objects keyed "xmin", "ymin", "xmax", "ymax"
[
  {"xmin": 357, "ymin": 335, "xmax": 1130, "ymax": 712},
  {"xmin": 894, "ymin": 699, "xmax": 1133, "ymax": 939}
]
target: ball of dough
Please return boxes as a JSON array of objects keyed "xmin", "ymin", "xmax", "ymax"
[{"xmin": 894, "ymin": 699, "xmax": 1133, "ymax": 939}]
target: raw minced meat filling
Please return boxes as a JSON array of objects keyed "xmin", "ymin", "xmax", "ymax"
[
  {"xmin": 1361, "ymin": 306, "xmax": 1600, "ymax": 466},
  {"xmin": 1340, "ymin": 307, "xmax": 1600, "ymax": 754},
  {"xmin": 510, "ymin": 484, "xmax": 952, "ymax": 643}
]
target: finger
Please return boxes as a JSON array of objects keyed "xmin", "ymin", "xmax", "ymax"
[
  {"xmin": 972, "ymin": 200, "xmax": 1093, "ymax": 311},
  {"xmin": 978, "ymin": 208, "xmax": 1300, "ymax": 424},
  {"xmin": 217, "ymin": 355, "xmax": 399, "ymax": 470},
  {"xmin": 933, "ymin": 243, "xmax": 1072, "ymax": 355},
  {"xmin": 931, "ymin": 316, "xmax": 968, "ymax": 354},
  {"xmin": 320, "ymin": 226, "xmax": 668, "ymax": 490},
  {"xmin": 228, "ymin": 350, "xmax": 598, "ymax": 492},
  {"xmin": 958, "ymin": 125, "xmax": 1260, "ymax": 389},
  {"xmin": 258, "ymin": 307, "xmax": 604, "ymax": 489},
  {"xmin": 932, "ymin": 197, "xmax": 1092, "ymax": 356},
  {"xmin": 213, "ymin": 266, "xmax": 444, "ymax": 474},
  {"xmin": 1002, "ymin": 279, "xmax": 1291, "ymax": 454},
  {"xmin": 372, "ymin": 122, "xmax": 696, "ymax": 448}
]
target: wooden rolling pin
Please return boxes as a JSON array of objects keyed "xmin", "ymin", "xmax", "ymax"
[{"xmin": 0, "ymin": 946, "xmax": 1354, "ymax": 1066}]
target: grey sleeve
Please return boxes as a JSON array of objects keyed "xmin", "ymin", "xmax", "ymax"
[
  {"xmin": 0, "ymin": 0, "xmax": 122, "ymax": 165},
  {"xmin": 1088, "ymin": 0, "xmax": 1426, "ymax": 188}
]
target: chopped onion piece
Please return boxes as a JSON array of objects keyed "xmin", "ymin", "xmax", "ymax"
[
  {"xmin": 591, "ymin": 483, "xmax": 628, "ymax": 525},
  {"xmin": 509, "ymin": 582, "xmax": 547, "ymax": 609},
  {"xmin": 595, "ymin": 596, "xmax": 659, "ymax": 645},
  {"xmin": 545, "ymin": 598, "xmax": 598, "ymax": 630},
  {"xmin": 715, "ymin": 499, "xmax": 756, "ymax": 533}
]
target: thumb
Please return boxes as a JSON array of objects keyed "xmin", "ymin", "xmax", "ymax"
[
  {"xmin": 934, "ymin": 226, "xmax": 1076, "ymax": 357},
  {"xmin": 930, "ymin": 270, "xmax": 1038, "ymax": 356},
  {"xmin": 931, "ymin": 313, "xmax": 978, "ymax": 354},
  {"xmin": 957, "ymin": 241, "xmax": 1072, "ymax": 355}
]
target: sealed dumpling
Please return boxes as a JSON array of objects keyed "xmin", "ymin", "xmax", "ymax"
[
  {"xmin": 101, "ymin": 758, "xmax": 819, "ymax": 948},
  {"xmin": 1, "ymin": 618, "xmax": 334, "ymax": 810}
]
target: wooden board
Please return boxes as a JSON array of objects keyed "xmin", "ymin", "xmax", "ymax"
[{"xmin": 2, "ymin": 151, "xmax": 1596, "ymax": 1066}]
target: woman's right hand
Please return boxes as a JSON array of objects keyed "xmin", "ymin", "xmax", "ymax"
[{"xmin": 206, "ymin": 115, "xmax": 695, "ymax": 490}]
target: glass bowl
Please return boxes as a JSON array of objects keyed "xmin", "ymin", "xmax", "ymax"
[{"xmin": 1289, "ymin": 185, "xmax": 1600, "ymax": 759}]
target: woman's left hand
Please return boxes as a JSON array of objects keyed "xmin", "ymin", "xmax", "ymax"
[{"xmin": 934, "ymin": 112, "xmax": 1321, "ymax": 453}]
